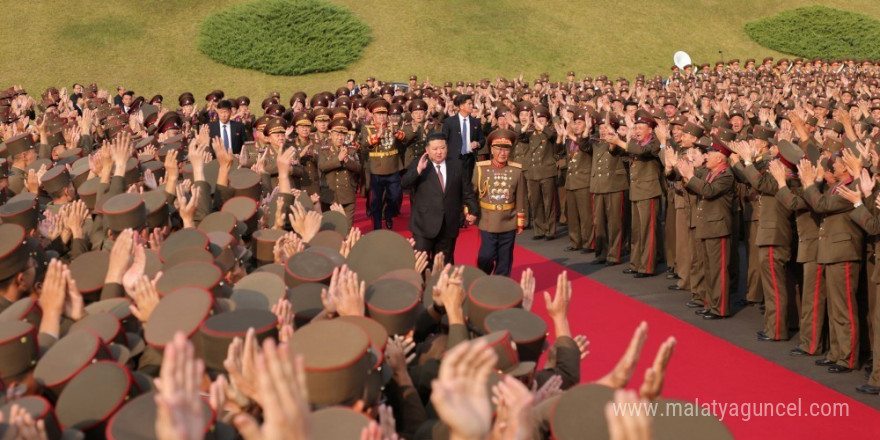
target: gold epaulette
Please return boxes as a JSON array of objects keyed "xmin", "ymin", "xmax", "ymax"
[
  {"xmin": 508, "ymin": 161, "xmax": 522, "ymax": 168},
  {"xmin": 476, "ymin": 160, "xmax": 491, "ymax": 166}
]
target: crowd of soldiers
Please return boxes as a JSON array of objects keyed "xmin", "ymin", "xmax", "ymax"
[{"xmin": 0, "ymin": 55, "xmax": 875, "ymax": 438}]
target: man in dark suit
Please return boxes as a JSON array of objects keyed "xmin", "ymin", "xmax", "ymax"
[
  {"xmin": 402, "ymin": 132, "xmax": 479, "ymax": 264},
  {"xmin": 208, "ymin": 100, "xmax": 246, "ymax": 154},
  {"xmin": 70, "ymin": 83, "xmax": 83, "ymax": 116},
  {"xmin": 442, "ymin": 94, "xmax": 486, "ymax": 184},
  {"xmin": 121, "ymin": 91, "xmax": 134, "ymax": 115},
  {"xmin": 113, "ymin": 86, "xmax": 125, "ymax": 108}
]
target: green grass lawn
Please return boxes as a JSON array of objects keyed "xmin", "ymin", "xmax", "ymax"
[{"xmin": 5, "ymin": 0, "xmax": 880, "ymax": 106}]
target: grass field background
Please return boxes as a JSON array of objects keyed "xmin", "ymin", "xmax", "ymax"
[{"xmin": 5, "ymin": 0, "xmax": 880, "ymax": 106}]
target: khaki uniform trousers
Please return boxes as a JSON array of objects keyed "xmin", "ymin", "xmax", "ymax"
[
  {"xmin": 629, "ymin": 197, "xmax": 660, "ymax": 275},
  {"xmin": 665, "ymin": 195, "xmax": 676, "ymax": 271},
  {"xmin": 868, "ymin": 280, "xmax": 880, "ymax": 385},
  {"xmin": 674, "ymin": 207, "xmax": 691, "ymax": 285},
  {"xmin": 823, "ymin": 261, "xmax": 860, "ymax": 370},
  {"xmin": 593, "ymin": 191, "xmax": 626, "ymax": 263},
  {"xmin": 566, "ymin": 188, "xmax": 593, "ymax": 250},
  {"xmin": 528, "ymin": 178, "xmax": 557, "ymax": 238},
  {"xmin": 702, "ymin": 235, "xmax": 733, "ymax": 316},
  {"xmin": 759, "ymin": 245, "xmax": 792, "ymax": 340},
  {"xmin": 746, "ymin": 220, "xmax": 765, "ymax": 303},
  {"xmin": 797, "ymin": 261, "xmax": 827, "ymax": 355}
]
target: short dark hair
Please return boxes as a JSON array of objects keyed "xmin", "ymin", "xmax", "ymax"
[
  {"xmin": 454, "ymin": 94, "xmax": 473, "ymax": 107},
  {"xmin": 217, "ymin": 100, "xmax": 233, "ymax": 110},
  {"xmin": 347, "ymin": 79, "xmax": 356, "ymax": 84},
  {"xmin": 426, "ymin": 132, "xmax": 447, "ymax": 143}
]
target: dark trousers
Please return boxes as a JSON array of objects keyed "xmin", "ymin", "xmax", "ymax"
[
  {"xmin": 458, "ymin": 153, "xmax": 476, "ymax": 226},
  {"xmin": 477, "ymin": 230, "xmax": 516, "ymax": 276},
  {"xmin": 413, "ymin": 222, "xmax": 457, "ymax": 265},
  {"xmin": 370, "ymin": 173, "xmax": 402, "ymax": 227},
  {"xmin": 459, "ymin": 153, "xmax": 476, "ymax": 183}
]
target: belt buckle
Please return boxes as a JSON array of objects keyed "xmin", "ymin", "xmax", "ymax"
[{"xmin": 495, "ymin": 204, "xmax": 502, "ymax": 210}]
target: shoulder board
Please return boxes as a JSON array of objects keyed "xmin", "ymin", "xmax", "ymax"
[
  {"xmin": 476, "ymin": 160, "xmax": 491, "ymax": 166},
  {"xmin": 321, "ymin": 145, "xmax": 330, "ymax": 150},
  {"xmin": 508, "ymin": 161, "xmax": 522, "ymax": 168}
]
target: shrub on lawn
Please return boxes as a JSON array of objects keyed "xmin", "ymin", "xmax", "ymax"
[
  {"xmin": 744, "ymin": 6, "xmax": 880, "ymax": 60},
  {"xmin": 198, "ymin": 0, "xmax": 371, "ymax": 76}
]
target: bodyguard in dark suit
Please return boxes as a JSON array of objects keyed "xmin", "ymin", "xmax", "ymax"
[
  {"xmin": 442, "ymin": 94, "xmax": 486, "ymax": 184},
  {"xmin": 113, "ymin": 86, "xmax": 125, "ymax": 108},
  {"xmin": 208, "ymin": 100, "xmax": 246, "ymax": 155},
  {"xmin": 402, "ymin": 133, "xmax": 478, "ymax": 264}
]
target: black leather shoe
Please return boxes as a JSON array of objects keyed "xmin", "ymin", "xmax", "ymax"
[
  {"xmin": 828, "ymin": 364, "xmax": 853, "ymax": 373},
  {"xmin": 621, "ymin": 268, "xmax": 636, "ymax": 274},
  {"xmin": 666, "ymin": 273, "xmax": 680, "ymax": 280},
  {"xmin": 668, "ymin": 285, "xmax": 686, "ymax": 291},
  {"xmin": 545, "ymin": 235, "xmax": 555, "ymax": 241},
  {"xmin": 385, "ymin": 219, "xmax": 393, "ymax": 229},
  {"xmin": 703, "ymin": 313, "xmax": 726, "ymax": 320},
  {"xmin": 756, "ymin": 331, "xmax": 784, "ymax": 342},
  {"xmin": 633, "ymin": 272, "xmax": 653, "ymax": 278},
  {"xmin": 695, "ymin": 309, "xmax": 710, "ymax": 315},
  {"xmin": 856, "ymin": 384, "xmax": 880, "ymax": 394},
  {"xmin": 686, "ymin": 301, "xmax": 703, "ymax": 308},
  {"xmin": 605, "ymin": 261, "xmax": 619, "ymax": 266},
  {"xmin": 591, "ymin": 259, "xmax": 607, "ymax": 265},
  {"xmin": 790, "ymin": 348, "xmax": 817, "ymax": 357},
  {"xmin": 564, "ymin": 246, "xmax": 581, "ymax": 252},
  {"xmin": 815, "ymin": 358, "xmax": 836, "ymax": 366},
  {"xmin": 532, "ymin": 235, "xmax": 545, "ymax": 240}
]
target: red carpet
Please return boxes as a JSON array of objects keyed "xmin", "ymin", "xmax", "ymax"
[{"xmin": 351, "ymin": 197, "xmax": 880, "ymax": 438}]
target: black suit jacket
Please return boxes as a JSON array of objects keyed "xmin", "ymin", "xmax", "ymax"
[
  {"xmin": 442, "ymin": 113, "xmax": 485, "ymax": 161},
  {"xmin": 208, "ymin": 120, "xmax": 246, "ymax": 154},
  {"xmin": 402, "ymin": 159, "xmax": 478, "ymax": 239}
]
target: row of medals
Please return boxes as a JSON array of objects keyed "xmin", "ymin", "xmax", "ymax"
[{"xmin": 489, "ymin": 173, "xmax": 510, "ymax": 202}]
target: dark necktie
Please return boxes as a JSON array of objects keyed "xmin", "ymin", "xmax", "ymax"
[
  {"xmin": 437, "ymin": 164, "xmax": 445, "ymax": 192},
  {"xmin": 460, "ymin": 117, "xmax": 468, "ymax": 155}
]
